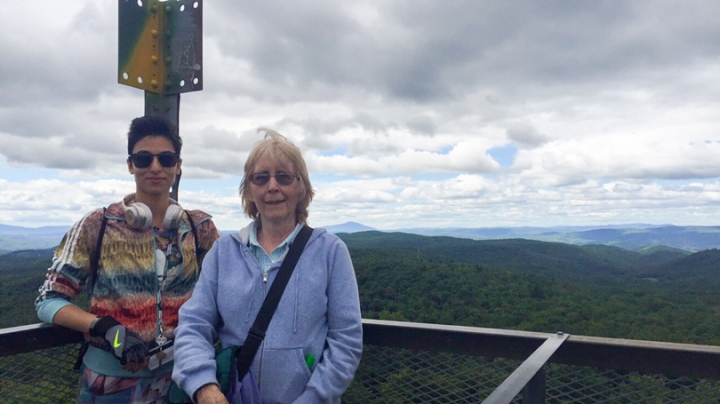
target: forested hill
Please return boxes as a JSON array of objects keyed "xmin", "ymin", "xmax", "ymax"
[
  {"xmin": 0, "ymin": 248, "xmax": 55, "ymax": 273},
  {"xmin": 337, "ymin": 231, "xmax": 696, "ymax": 285},
  {"xmin": 348, "ymin": 246, "xmax": 720, "ymax": 345},
  {"xmin": 639, "ymin": 247, "xmax": 720, "ymax": 287},
  {"xmin": 0, "ymin": 248, "xmax": 57, "ymax": 328},
  {"xmin": 338, "ymin": 232, "xmax": 720, "ymax": 345},
  {"xmin": 2, "ymin": 234, "xmax": 720, "ymax": 345}
]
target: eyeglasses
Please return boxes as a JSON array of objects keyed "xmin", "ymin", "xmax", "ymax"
[
  {"xmin": 129, "ymin": 151, "xmax": 179, "ymax": 168},
  {"xmin": 248, "ymin": 172, "xmax": 297, "ymax": 186}
]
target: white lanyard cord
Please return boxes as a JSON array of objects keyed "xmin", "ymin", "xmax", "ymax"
[{"xmin": 154, "ymin": 233, "xmax": 175, "ymax": 346}]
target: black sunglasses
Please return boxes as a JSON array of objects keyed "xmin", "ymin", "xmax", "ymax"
[
  {"xmin": 129, "ymin": 151, "xmax": 179, "ymax": 168},
  {"xmin": 249, "ymin": 172, "xmax": 297, "ymax": 186}
]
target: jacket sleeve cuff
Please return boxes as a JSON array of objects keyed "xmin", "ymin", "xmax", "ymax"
[{"xmin": 180, "ymin": 369, "xmax": 219, "ymax": 404}]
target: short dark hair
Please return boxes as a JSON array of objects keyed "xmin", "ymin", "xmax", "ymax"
[{"xmin": 127, "ymin": 116, "xmax": 183, "ymax": 155}]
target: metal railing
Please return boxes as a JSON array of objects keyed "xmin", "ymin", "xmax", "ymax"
[{"xmin": 3, "ymin": 320, "xmax": 720, "ymax": 403}]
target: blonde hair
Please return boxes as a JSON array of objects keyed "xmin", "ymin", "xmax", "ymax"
[{"xmin": 239, "ymin": 129, "xmax": 315, "ymax": 224}]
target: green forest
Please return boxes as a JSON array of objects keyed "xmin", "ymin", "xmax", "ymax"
[
  {"xmin": 340, "ymin": 232, "xmax": 720, "ymax": 345},
  {"xmin": 2, "ymin": 232, "xmax": 719, "ymax": 346},
  {"xmin": 0, "ymin": 248, "xmax": 58, "ymax": 328},
  {"xmin": 351, "ymin": 247, "xmax": 720, "ymax": 345},
  {"xmin": 0, "ymin": 248, "xmax": 92, "ymax": 329}
]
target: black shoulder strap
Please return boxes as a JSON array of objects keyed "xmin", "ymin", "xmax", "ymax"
[
  {"xmin": 76, "ymin": 207, "xmax": 108, "ymax": 371},
  {"xmin": 234, "ymin": 225, "xmax": 314, "ymax": 380},
  {"xmin": 88, "ymin": 208, "xmax": 109, "ymax": 294},
  {"xmin": 184, "ymin": 210, "xmax": 204, "ymax": 268}
]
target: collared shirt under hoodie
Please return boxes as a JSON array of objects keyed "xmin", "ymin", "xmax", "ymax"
[{"xmin": 248, "ymin": 219, "xmax": 303, "ymax": 274}]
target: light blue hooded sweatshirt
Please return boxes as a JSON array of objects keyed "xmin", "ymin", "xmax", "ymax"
[{"xmin": 172, "ymin": 224, "xmax": 363, "ymax": 403}]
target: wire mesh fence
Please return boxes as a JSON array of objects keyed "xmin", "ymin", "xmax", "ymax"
[
  {"xmin": 344, "ymin": 345, "xmax": 523, "ymax": 403},
  {"xmin": 544, "ymin": 364, "xmax": 720, "ymax": 403},
  {"xmin": 2, "ymin": 340, "xmax": 720, "ymax": 403},
  {"xmin": 0, "ymin": 343, "xmax": 81, "ymax": 404},
  {"xmin": 343, "ymin": 344, "xmax": 720, "ymax": 403}
]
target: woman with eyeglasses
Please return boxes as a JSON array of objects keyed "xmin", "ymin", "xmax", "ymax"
[
  {"xmin": 35, "ymin": 116, "xmax": 221, "ymax": 403},
  {"xmin": 172, "ymin": 130, "xmax": 363, "ymax": 404}
]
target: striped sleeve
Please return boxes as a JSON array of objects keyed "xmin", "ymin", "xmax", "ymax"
[{"xmin": 35, "ymin": 209, "xmax": 102, "ymax": 306}]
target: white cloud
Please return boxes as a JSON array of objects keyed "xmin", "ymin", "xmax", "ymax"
[
  {"xmin": 506, "ymin": 122, "xmax": 551, "ymax": 149},
  {"xmin": 1, "ymin": 0, "xmax": 720, "ymax": 229}
]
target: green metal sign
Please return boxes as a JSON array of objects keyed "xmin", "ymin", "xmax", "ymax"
[{"xmin": 118, "ymin": 0, "xmax": 203, "ymax": 95}]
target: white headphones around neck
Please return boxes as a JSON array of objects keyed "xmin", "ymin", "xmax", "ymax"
[{"xmin": 122, "ymin": 194, "xmax": 184, "ymax": 230}]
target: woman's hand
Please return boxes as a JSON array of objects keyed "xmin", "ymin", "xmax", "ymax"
[{"xmin": 195, "ymin": 383, "xmax": 228, "ymax": 404}]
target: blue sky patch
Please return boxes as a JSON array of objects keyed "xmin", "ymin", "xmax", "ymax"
[{"xmin": 487, "ymin": 144, "xmax": 518, "ymax": 168}]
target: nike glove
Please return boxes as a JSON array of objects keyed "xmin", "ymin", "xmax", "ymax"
[{"xmin": 90, "ymin": 316, "xmax": 150, "ymax": 365}]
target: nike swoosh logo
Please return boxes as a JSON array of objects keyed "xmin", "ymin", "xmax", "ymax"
[{"xmin": 113, "ymin": 330, "xmax": 122, "ymax": 349}]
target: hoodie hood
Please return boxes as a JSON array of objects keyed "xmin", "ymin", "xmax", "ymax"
[{"xmin": 231, "ymin": 220, "xmax": 325, "ymax": 248}]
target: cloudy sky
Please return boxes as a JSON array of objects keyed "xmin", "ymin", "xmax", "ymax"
[{"xmin": 1, "ymin": 1, "xmax": 720, "ymax": 231}]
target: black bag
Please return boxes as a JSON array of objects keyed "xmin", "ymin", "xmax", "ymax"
[{"xmin": 168, "ymin": 225, "xmax": 313, "ymax": 403}]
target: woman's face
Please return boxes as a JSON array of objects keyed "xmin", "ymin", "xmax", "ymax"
[
  {"xmin": 247, "ymin": 154, "xmax": 300, "ymax": 227},
  {"xmin": 127, "ymin": 135, "xmax": 181, "ymax": 200}
]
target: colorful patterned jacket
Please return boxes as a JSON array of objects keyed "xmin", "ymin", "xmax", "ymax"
[{"xmin": 35, "ymin": 199, "xmax": 220, "ymax": 376}]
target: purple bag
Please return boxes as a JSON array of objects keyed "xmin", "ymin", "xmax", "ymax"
[{"xmin": 226, "ymin": 367, "xmax": 261, "ymax": 404}]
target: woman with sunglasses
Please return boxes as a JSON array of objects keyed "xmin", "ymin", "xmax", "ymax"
[
  {"xmin": 35, "ymin": 116, "xmax": 221, "ymax": 403},
  {"xmin": 172, "ymin": 130, "xmax": 362, "ymax": 404}
]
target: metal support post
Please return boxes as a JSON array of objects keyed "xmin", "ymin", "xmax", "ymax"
[
  {"xmin": 118, "ymin": 0, "xmax": 203, "ymax": 201},
  {"xmin": 482, "ymin": 332, "xmax": 568, "ymax": 404},
  {"xmin": 145, "ymin": 92, "xmax": 181, "ymax": 200},
  {"xmin": 522, "ymin": 366, "xmax": 546, "ymax": 404}
]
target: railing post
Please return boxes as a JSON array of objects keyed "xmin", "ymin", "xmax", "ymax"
[
  {"xmin": 522, "ymin": 366, "xmax": 546, "ymax": 404},
  {"xmin": 482, "ymin": 332, "xmax": 568, "ymax": 404}
]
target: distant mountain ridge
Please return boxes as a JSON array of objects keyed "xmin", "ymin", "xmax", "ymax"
[
  {"xmin": 394, "ymin": 223, "xmax": 665, "ymax": 238},
  {"xmin": 323, "ymin": 221, "xmax": 376, "ymax": 234},
  {"xmin": 2, "ymin": 221, "xmax": 719, "ymax": 252},
  {"xmin": 546, "ymin": 226, "xmax": 720, "ymax": 251},
  {"xmin": 0, "ymin": 224, "xmax": 69, "ymax": 254},
  {"xmin": 0, "ymin": 223, "xmax": 70, "ymax": 235},
  {"xmin": 377, "ymin": 224, "xmax": 720, "ymax": 252}
]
